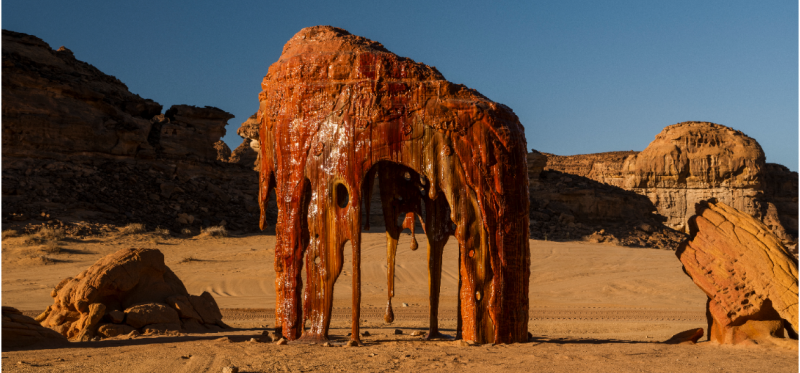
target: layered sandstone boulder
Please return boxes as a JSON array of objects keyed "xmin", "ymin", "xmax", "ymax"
[
  {"xmin": 623, "ymin": 122, "xmax": 765, "ymax": 233},
  {"xmin": 37, "ymin": 248, "xmax": 228, "ymax": 341},
  {"xmin": 676, "ymin": 200, "xmax": 798, "ymax": 347},
  {"xmin": 2, "ymin": 306, "xmax": 68, "ymax": 350}
]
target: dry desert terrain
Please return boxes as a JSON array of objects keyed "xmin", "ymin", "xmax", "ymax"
[{"xmin": 2, "ymin": 230, "xmax": 797, "ymax": 372}]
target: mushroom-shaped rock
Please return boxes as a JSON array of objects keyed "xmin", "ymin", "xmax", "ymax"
[
  {"xmin": 38, "ymin": 248, "xmax": 228, "ymax": 340},
  {"xmin": 257, "ymin": 26, "xmax": 530, "ymax": 344},
  {"xmin": 676, "ymin": 200, "xmax": 798, "ymax": 346}
]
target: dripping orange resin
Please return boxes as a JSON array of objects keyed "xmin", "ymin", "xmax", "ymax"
[{"xmin": 257, "ymin": 26, "xmax": 531, "ymax": 344}]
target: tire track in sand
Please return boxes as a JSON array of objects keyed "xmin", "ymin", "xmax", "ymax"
[{"xmin": 219, "ymin": 306, "xmax": 706, "ymax": 323}]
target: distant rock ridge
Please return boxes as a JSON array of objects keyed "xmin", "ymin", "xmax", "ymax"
[
  {"xmin": 536, "ymin": 121, "xmax": 797, "ymax": 248},
  {"xmin": 1, "ymin": 29, "xmax": 275, "ymax": 234}
]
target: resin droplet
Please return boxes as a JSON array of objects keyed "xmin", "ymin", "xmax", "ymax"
[{"xmin": 384, "ymin": 300, "xmax": 395, "ymax": 323}]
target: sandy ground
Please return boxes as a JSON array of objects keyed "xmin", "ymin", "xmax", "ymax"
[{"xmin": 2, "ymin": 230, "xmax": 797, "ymax": 372}]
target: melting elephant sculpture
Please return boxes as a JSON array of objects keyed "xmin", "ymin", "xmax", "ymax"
[{"xmin": 257, "ymin": 26, "xmax": 530, "ymax": 344}]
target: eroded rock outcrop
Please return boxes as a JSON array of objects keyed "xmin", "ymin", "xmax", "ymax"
[
  {"xmin": 543, "ymin": 151, "xmax": 636, "ymax": 187},
  {"xmin": 2, "ymin": 306, "xmax": 68, "ymax": 350},
  {"xmin": 762, "ymin": 163, "xmax": 799, "ymax": 246},
  {"xmin": 528, "ymin": 168, "xmax": 686, "ymax": 249},
  {"xmin": 623, "ymin": 122, "xmax": 765, "ymax": 233},
  {"xmin": 37, "ymin": 248, "xmax": 228, "ymax": 341},
  {"xmin": 258, "ymin": 26, "xmax": 530, "ymax": 344},
  {"xmin": 2, "ymin": 29, "xmax": 269, "ymax": 233},
  {"xmin": 539, "ymin": 122, "xmax": 797, "ymax": 248},
  {"xmin": 229, "ymin": 114, "xmax": 260, "ymax": 168},
  {"xmin": 676, "ymin": 200, "xmax": 798, "ymax": 347},
  {"xmin": 2, "ymin": 31, "xmax": 161, "ymax": 158}
]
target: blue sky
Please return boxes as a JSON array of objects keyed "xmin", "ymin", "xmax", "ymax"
[{"xmin": 3, "ymin": 0, "xmax": 797, "ymax": 170}]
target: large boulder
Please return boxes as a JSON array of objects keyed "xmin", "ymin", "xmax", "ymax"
[
  {"xmin": 676, "ymin": 200, "xmax": 798, "ymax": 347},
  {"xmin": 37, "ymin": 248, "xmax": 228, "ymax": 340},
  {"xmin": 2, "ymin": 306, "xmax": 68, "ymax": 350}
]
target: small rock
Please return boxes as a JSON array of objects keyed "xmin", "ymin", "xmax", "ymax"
[
  {"xmin": 181, "ymin": 355, "xmax": 192, "ymax": 359},
  {"xmin": 394, "ymin": 329, "xmax": 403, "ymax": 335},
  {"xmin": 249, "ymin": 338, "xmax": 258, "ymax": 342},
  {"xmin": 322, "ymin": 342, "xmax": 331, "ymax": 347},
  {"xmin": 664, "ymin": 328, "xmax": 704, "ymax": 345},
  {"xmin": 345, "ymin": 340, "xmax": 359, "ymax": 347},
  {"xmin": 401, "ymin": 303, "xmax": 409, "ymax": 307},
  {"xmin": 410, "ymin": 330, "xmax": 424, "ymax": 336},
  {"xmin": 222, "ymin": 366, "xmax": 239, "ymax": 373},
  {"xmin": 276, "ymin": 338, "xmax": 287, "ymax": 345},
  {"xmin": 108, "ymin": 310, "xmax": 125, "ymax": 323},
  {"xmin": 361, "ymin": 331, "xmax": 371, "ymax": 337}
]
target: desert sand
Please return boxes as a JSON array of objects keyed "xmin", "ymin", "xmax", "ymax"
[{"xmin": 2, "ymin": 230, "xmax": 797, "ymax": 372}]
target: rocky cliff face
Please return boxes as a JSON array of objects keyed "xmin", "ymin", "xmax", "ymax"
[
  {"xmin": 762, "ymin": 163, "xmax": 799, "ymax": 243},
  {"xmin": 538, "ymin": 122, "xmax": 797, "ymax": 247},
  {"xmin": 1, "ymin": 30, "xmax": 268, "ymax": 234},
  {"xmin": 543, "ymin": 151, "xmax": 637, "ymax": 187},
  {"xmin": 528, "ymin": 150, "xmax": 685, "ymax": 249}
]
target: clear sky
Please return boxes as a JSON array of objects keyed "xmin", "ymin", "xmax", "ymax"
[{"xmin": 3, "ymin": 1, "xmax": 798, "ymax": 170}]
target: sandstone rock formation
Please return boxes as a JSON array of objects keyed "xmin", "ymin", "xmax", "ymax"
[
  {"xmin": 2, "ymin": 29, "xmax": 269, "ymax": 234},
  {"xmin": 543, "ymin": 151, "xmax": 636, "ymax": 187},
  {"xmin": 37, "ymin": 248, "xmax": 228, "ymax": 341},
  {"xmin": 258, "ymin": 26, "xmax": 530, "ymax": 344},
  {"xmin": 622, "ymin": 122, "xmax": 765, "ymax": 233},
  {"xmin": 676, "ymin": 200, "xmax": 798, "ymax": 347},
  {"xmin": 230, "ymin": 114, "xmax": 260, "ymax": 168},
  {"xmin": 2, "ymin": 306, "xmax": 68, "ymax": 350},
  {"xmin": 528, "ymin": 166, "xmax": 686, "ymax": 249},
  {"xmin": 539, "ymin": 122, "xmax": 797, "ymax": 248},
  {"xmin": 762, "ymin": 163, "xmax": 799, "ymax": 246}
]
